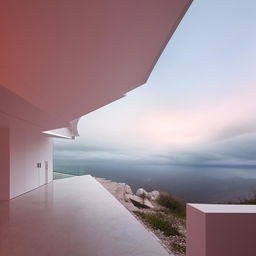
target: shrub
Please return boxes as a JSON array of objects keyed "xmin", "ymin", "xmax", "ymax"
[
  {"xmin": 133, "ymin": 211, "xmax": 181, "ymax": 237},
  {"xmin": 157, "ymin": 193, "xmax": 186, "ymax": 218},
  {"xmin": 238, "ymin": 193, "xmax": 256, "ymax": 204}
]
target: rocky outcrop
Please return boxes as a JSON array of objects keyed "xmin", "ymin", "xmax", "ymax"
[
  {"xmin": 148, "ymin": 190, "xmax": 160, "ymax": 201},
  {"xmin": 95, "ymin": 177, "xmax": 184, "ymax": 256},
  {"xmin": 136, "ymin": 188, "xmax": 148, "ymax": 198},
  {"xmin": 127, "ymin": 194, "xmax": 154, "ymax": 209},
  {"xmin": 136, "ymin": 188, "xmax": 160, "ymax": 201},
  {"xmin": 124, "ymin": 184, "xmax": 133, "ymax": 195},
  {"xmin": 96, "ymin": 178, "xmax": 160, "ymax": 210}
]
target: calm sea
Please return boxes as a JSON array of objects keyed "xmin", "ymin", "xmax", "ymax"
[{"xmin": 53, "ymin": 161, "xmax": 256, "ymax": 203}]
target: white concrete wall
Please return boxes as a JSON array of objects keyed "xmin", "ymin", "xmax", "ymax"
[
  {"xmin": 186, "ymin": 204, "xmax": 206, "ymax": 256},
  {"xmin": 9, "ymin": 118, "xmax": 53, "ymax": 199},
  {"xmin": 186, "ymin": 204, "xmax": 256, "ymax": 256}
]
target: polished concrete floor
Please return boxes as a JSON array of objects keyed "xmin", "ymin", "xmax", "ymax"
[{"xmin": 0, "ymin": 175, "xmax": 170, "ymax": 256}]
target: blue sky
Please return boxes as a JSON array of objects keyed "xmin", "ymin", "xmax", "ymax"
[{"xmin": 54, "ymin": 0, "xmax": 256, "ymax": 169}]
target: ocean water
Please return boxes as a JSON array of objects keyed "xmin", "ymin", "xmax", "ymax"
[{"xmin": 53, "ymin": 161, "xmax": 256, "ymax": 203}]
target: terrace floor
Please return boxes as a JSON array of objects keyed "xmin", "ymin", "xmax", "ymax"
[{"xmin": 0, "ymin": 175, "xmax": 170, "ymax": 256}]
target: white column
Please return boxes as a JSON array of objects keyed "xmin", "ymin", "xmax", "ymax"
[{"xmin": 0, "ymin": 128, "xmax": 10, "ymax": 200}]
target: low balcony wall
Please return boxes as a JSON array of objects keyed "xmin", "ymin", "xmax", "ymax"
[{"xmin": 186, "ymin": 203, "xmax": 256, "ymax": 256}]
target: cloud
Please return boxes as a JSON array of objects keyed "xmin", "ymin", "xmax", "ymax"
[
  {"xmin": 53, "ymin": 40, "xmax": 256, "ymax": 170},
  {"xmin": 54, "ymin": 130, "xmax": 256, "ymax": 169},
  {"xmin": 54, "ymin": 139, "xmax": 120, "ymax": 153},
  {"xmin": 214, "ymin": 120, "xmax": 256, "ymax": 141}
]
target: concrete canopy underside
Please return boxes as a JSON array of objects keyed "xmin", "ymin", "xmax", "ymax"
[
  {"xmin": 0, "ymin": 0, "xmax": 192, "ymax": 132},
  {"xmin": 0, "ymin": 175, "xmax": 170, "ymax": 256}
]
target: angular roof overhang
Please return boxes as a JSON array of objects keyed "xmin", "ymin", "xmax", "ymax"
[{"xmin": 0, "ymin": 0, "xmax": 192, "ymax": 137}]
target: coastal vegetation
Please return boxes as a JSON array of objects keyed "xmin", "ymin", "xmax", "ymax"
[
  {"xmin": 133, "ymin": 209, "xmax": 186, "ymax": 255},
  {"xmin": 133, "ymin": 211, "xmax": 181, "ymax": 237},
  {"xmin": 225, "ymin": 193, "xmax": 256, "ymax": 205},
  {"xmin": 237, "ymin": 193, "xmax": 256, "ymax": 204},
  {"xmin": 157, "ymin": 193, "xmax": 186, "ymax": 218},
  {"xmin": 133, "ymin": 191, "xmax": 186, "ymax": 255}
]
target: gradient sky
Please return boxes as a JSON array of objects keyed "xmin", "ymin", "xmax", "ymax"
[{"xmin": 54, "ymin": 0, "xmax": 256, "ymax": 169}]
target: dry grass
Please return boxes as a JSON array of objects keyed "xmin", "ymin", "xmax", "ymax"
[
  {"xmin": 157, "ymin": 192, "xmax": 186, "ymax": 218},
  {"xmin": 133, "ymin": 211, "xmax": 181, "ymax": 237}
]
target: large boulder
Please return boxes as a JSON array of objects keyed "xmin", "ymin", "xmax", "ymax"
[
  {"xmin": 124, "ymin": 184, "xmax": 133, "ymax": 195},
  {"xmin": 136, "ymin": 188, "xmax": 148, "ymax": 198},
  {"xmin": 127, "ymin": 194, "xmax": 154, "ymax": 209},
  {"xmin": 148, "ymin": 190, "xmax": 160, "ymax": 201}
]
